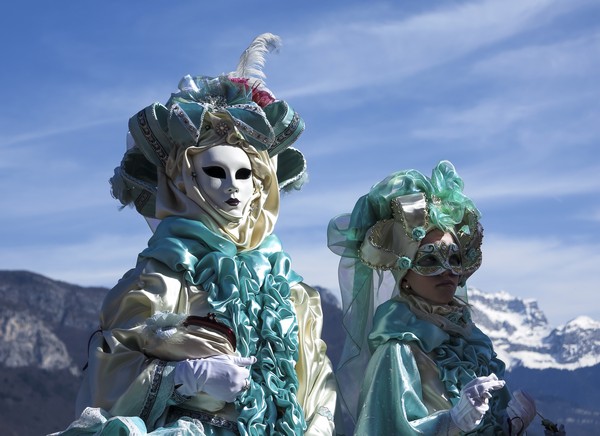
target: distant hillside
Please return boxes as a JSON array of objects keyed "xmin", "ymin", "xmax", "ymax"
[{"xmin": 0, "ymin": 270, "xmax": 106, "ymax": 435}]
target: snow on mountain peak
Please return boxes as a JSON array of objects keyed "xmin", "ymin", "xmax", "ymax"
[
  {"xmin": 467, "ymin": 287, "xmax": 600, "ymax": 371},
  {"xmin": 562, "ymin": 315, "xmax": 600, "ymax": 331}
]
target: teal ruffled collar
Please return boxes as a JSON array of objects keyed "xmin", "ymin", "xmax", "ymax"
[
  {"xmin": 369, "ymin": 299, "xmax": 509, "ymax": 432},
  {"xmin": 140, "ymin": 216, "xmax": 307, "ymax": 435}
]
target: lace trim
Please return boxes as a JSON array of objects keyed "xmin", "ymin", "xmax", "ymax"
[{"xmin": 317, "ymin": 406, "xmax": 334, "ymax": 422}]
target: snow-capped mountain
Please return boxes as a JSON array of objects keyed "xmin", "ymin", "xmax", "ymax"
[{"xmin": 468, "ymin": 288, "xmax": 600, "ymax": 370}]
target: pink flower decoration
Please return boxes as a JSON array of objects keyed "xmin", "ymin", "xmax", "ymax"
[
  {"xmin": 230, "ymin": 77, "xmax": 275, "ymax": 108},
  {"xmin": 251, "ymin": 88, "xmax": 275, "ymax": 107}
]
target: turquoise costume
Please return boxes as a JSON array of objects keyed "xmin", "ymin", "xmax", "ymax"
[
  {"xmin": 140, "ymin": 217, "xmax": 308, "ymax": 433},
  {"xmin": 328, "ymin": 161, "xmax": 533, "ymax": 435},
  {"xmin": 356, "ymin": 297, "xmax": 510, "ymax": 435}
]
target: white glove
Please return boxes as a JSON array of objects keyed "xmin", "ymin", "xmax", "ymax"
[
  {"xmin": 174, "ymin": 355, "xmax": 256, "ymax": 402},
  {"xmin": 450, "ymin": 374, "xmax": 506, "ymax": 432},
  {"xmin": 507, "ymin": 390, "xmax": 536, "ymax": 435}
]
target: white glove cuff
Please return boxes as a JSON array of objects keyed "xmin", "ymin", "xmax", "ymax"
[{"xmin": 450, "ymin": 402, "xmax": 484, "ymax": 433}]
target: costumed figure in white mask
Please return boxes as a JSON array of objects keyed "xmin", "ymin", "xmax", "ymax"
[
  {"xmin": 55, "ymin": 34, "xmax": 336, "ymax": 436},
  {"xmin": 328, "ymin": 161, "xmax": 538, "ymax": 435}
]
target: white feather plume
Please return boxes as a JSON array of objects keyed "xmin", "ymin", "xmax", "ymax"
[{"xmin": 234, "ymin": 33, "xmax": 282, "ymax": 79}]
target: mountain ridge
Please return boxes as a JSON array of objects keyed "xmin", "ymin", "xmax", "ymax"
[{"xmin": 468, "ymin": 287, "xmax": 600, "ymax": 370}]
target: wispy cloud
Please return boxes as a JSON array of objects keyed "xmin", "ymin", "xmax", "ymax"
[
  {"xmin": 410, "ymin": 99, "xmax": 541, "ymax": 142},
  {"xmin": 276, "ymin": 0, "xmax": 573, "ymax": 98},
  {"xmin": 471, "ymin": 31, "xmax": 600, "ymax": 80},
  {"xmin": 462, "ymin": 163, "xmax": 600, "ymax": 201},
  {"xmin": 0, "ymin": 118, "xmax": 122, "ymax": 150}
]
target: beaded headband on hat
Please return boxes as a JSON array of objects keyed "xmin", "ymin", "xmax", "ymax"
[
  {"xmin": 110, "ymin": 33, "xmax": 306, "ymax": 219},
  {"xmin": 359, "ymin": 193, "xmax": 429, "ymax": 271},
  {"xmin": 360, "ymin": 191, "xmax": 483, "ymax": 286}
]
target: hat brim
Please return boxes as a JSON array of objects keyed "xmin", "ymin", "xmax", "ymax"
[{"xmin": 277, "ymin": 147, "xmax": 307, "ymax": 191}]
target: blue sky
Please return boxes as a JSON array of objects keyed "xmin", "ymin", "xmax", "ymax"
[{"xmin": 1, "ymin": 0, "xmax": 599, "ymax": 327}]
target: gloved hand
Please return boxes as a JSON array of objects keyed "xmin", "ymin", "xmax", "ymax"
[
  {"xmin": 174, "ymin": 355, "xmax": 256, "ymax": 402},
  {"xmin": 543, "ymin": 423, "xmax": 566, "ymax": 436},
  {"xmin": 450, "ymin": 374, "xmax": 506, "ymax": 432},
  {"xmin": 507, "ymin": 390, "xmax": 536, "ymax": 435}
]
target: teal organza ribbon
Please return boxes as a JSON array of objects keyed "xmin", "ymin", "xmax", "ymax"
[{"xmin": 140, "ymin": 216, "xmax": 307, "ymax": 435}]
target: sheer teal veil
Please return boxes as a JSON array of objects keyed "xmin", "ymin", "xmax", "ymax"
[{"xmin": 327, "ymin": 160, "xmax": 483, "ymax": 430}]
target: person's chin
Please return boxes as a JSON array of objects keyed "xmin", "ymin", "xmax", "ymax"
[
  {"xmin": 435, "ymin": 285, "xmax": 457, "ymax": 301},
  {"xmin": 425, "ymin": 295, "xmax": 454, "ymax": 305}
]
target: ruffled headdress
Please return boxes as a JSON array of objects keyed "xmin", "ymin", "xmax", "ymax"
[
  {"xmin": 110, "ymin": 33, "xmax": 306, "ymax": 250},
  {"xmin": 327, "ymin": 160, "xmax": 483, "ymax": 427}
]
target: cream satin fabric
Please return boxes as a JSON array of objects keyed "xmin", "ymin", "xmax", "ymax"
[
  {"xmin": 76, "ymin": 259, "xmax": 336, "ymax": 434},
  {"xmin": 290, "ymin": 282, "xmax": 337, "ymax": 435},
  {"xmin": 359, "ymin": 193, "xmax": 429, "ymax": 276}
]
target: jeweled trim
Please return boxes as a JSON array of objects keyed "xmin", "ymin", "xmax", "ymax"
[
  {"xmin": 275, "ymin": 111, "xmax": 302, "ymax": 146},
  {"xmin": 233, "ymin": 118, "xmax": 274, "ymax": 147},
  {"xmin": 171, "ymin": 104, "xmax": 201, "ymax": 142},
  {"xmin": 166, "ymin": 406, "xmax": 240, "ymax": 435},
  {"xmin": 229, "ymin": 103, "xmax": 262, "ymax": 113},
  {"xmin": 137, "ymin": 110, "xmax": 169, "ymax": 166},
  {"xmin": 135, "ymin": 190, "xmax": 152, "ymax": 213},
  {"xmin": 140, "ymin": 360, "xmax": 167, "ymax": 422}
]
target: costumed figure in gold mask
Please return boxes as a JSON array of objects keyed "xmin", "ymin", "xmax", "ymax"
[
  {"xmin": 54, "ymin": 34, "xmax": 336, "ymax": 436},
  {"xmin": 328, "ymin": 161, "xmax": 541, "ymax": 435}
]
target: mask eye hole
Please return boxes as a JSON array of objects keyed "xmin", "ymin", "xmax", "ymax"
[
  {"xmin": 202, "ymin": 166, "xmax": 226, "ymax": 179},
  {"xmin": 415, "ymin": 255, "xmax": 440, "ymax": 268},
  {"xmin": 236, "ymin": 168, "xmax": 252, "ymax": 180},
  {"xmin": 449, "ymin": 254, "xmax": 461, "ymax": 267}
]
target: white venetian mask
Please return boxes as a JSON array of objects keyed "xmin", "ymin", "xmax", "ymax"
[{"xmin": 191, "ymin": 145, "xmax": 254, "ymax": 219}]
